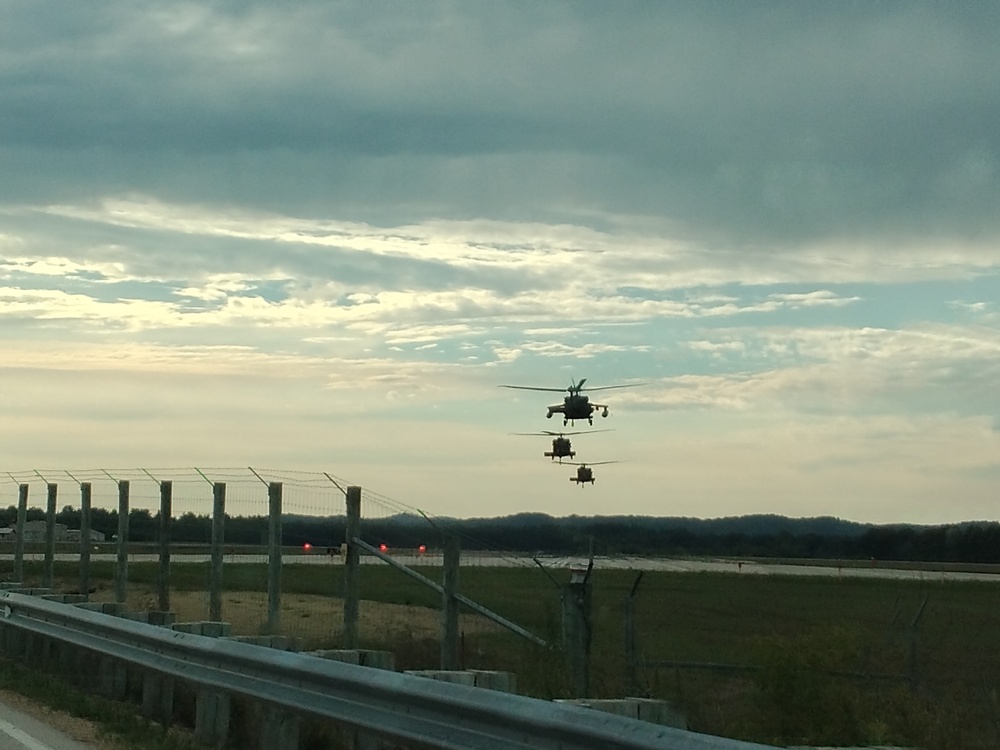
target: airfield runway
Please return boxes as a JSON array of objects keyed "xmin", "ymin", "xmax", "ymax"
[{"xmin": 3, "ymin": 551, "xmax": 999, "ymax": 583}]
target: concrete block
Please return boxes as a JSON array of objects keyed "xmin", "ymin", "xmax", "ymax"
[
  {"xmin": 404, "ymin": 670, "xmax": 476, "ymax": 686},
  {"xmin": 311, "ymin": 649, "xmax": 395, "ymax": 670},
  {"xmin": 173, "ymin": 621, "xmax": 232, "ymax": 637},
  {"xmin": 0, "ymin": 582, "xmax": 24, "ymax": 590},
  {"xmin": 555, "ymin": 698, "xmax": 687, "ymax": 730},
  {"xmin": 227, "ymin": 635, "xmax": 302, "ymax": 651},
  {"xmin": 76, "ymin": 601, "xmax": 125, "ymax": 615},
  {"xmin": 40, "ymin": 594, "xmax": 88, "ymax": 604},
  {"xmin": 468, "ymin": 669, "xmax": 517, "ymax": 693}
]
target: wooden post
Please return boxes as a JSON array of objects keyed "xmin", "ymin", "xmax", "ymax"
[
  {"xmin": 267, "ymin": 482, "xmax": 282, "ymax": 634},
  {"xmin": 79, "ymin": 482, "xmax": 92, "ymax": 597},
  {"xmin": 441, "ymin": 534, "xmax": 461, "ymax": 669},
  {"xmin": 343, "ymin": 486, "xmax": 361, "ymax": 648},
  {"xmin": 13, "ymin": 484, "xmax": 28, "ymax": 582},
  {"xmin": 115, "ymin": 480, "xmax": 130, "ymax": 605},
  {"xmin": 158, "ymin": 481, "xmax": 172, "ymax": 612},
  {"xmin": 210, "ymin": 482, "xmax": 226, "ymax": 622},
  {"xmin": 43, "ymin": 483, "xmax": 57, "ymax": 589}
]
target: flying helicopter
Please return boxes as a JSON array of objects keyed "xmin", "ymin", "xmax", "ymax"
[
  {"xmin": 509, "ymin": 429, "xmax": 613, "ymax": 462},
  {"xmin": 563, "ymin": 461, "xmax": 619, "ymax": 486},
  {"xmin": 499, "ymin": 378, "xmax": 641, "ymax": 426}
]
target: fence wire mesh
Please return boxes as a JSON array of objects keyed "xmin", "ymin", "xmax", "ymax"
[{"xmin": 0, "ymin": 467, "xmax": 539, "ymax": 651}]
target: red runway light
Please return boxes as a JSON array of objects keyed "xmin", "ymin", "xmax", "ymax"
[
  {"xmin": 418, "ymin": 544, "xmax": 427, "ymax": 554},
  {"xmin": 379, "ymin": 543, "xmax": 388, "ymax": 553},
  {"xmin": 303, "ymin": 542, "xmax": 312, "ymax": 551}
]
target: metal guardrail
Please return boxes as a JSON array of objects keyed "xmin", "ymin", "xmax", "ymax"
[{"xmin": 0, "ymin": 591, "xmax": 777, "ymax": 750}]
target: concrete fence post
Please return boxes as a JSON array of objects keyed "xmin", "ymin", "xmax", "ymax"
[
  {"xmin": 343, "ymin": 486, "xmax": 361, "ymax": 648},
  {"xmin": 79, "ymin": 482, "xmax": 92, "ymax": 597},
  {"xmin": 13, "ymin": 484, "xmax": 28, "ymax": 582},
  {"xmin": 43, "ymin": 483, "xmax": 57, "ymax": 589},
  {"xmin": 158, "ymin": 480, "xmax": 172, "ymax": 612},
  {"xmin": 441, "ymin": 533, "xmax": 461, "ymax": 670},
  {"xmin": 210, "ymin": 482, "xmax": 226, "ymax": 622},
  {"xmin": 561, "ymin": 567, "xmax": 593, "ymax": 698},
  {"xmin": 115, "ymin": 480, "xmax": 130, "ymax": 605},
  {"xmin": 267, "ymin": 482, "xmax": 282, "ymax": 635}
]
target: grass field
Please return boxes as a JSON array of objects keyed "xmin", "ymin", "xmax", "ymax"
[{"xmin": 9, "ymin": 558, "xmax": 1000, "ymax": 749}]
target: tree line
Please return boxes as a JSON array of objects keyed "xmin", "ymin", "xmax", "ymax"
[{"xmin": 2, "ymin": 506, "xmax": 999, "ymax": 564}]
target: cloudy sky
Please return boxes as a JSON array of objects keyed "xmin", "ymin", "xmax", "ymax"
[{"xmin": 2, "ymin": 2, "xmax": 998, "ymax": 525}]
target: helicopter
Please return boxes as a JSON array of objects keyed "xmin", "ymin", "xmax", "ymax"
[
  {"xmin": 499, "ymin": 378, "xmax": 640, "ymax": 426},
  {"xmin": 564, "ymin": 461, "xmax": 618, "ymax": 486},
  {"xmin": 509, "ymin": 429, "xmax": 613, "ymax": 462}
]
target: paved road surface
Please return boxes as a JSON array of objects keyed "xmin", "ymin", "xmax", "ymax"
[{"xmin": 0, "ymin": 697, "xmax": 97, "ymax": 750}]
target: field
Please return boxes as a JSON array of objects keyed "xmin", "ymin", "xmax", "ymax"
[{"xmin": 11, "ymin": 558, "xmax": 1000, "ymax": 749}]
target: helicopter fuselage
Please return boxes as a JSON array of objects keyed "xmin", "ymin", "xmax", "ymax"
[
  {"xmin": 544, "ymin": 436, "xmax": 575, "ymax": 461},
  {"xmin": 546, "ymin": 395, "xmax": 610, "ymax": 426}
]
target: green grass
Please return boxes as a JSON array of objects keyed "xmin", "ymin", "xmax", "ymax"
[{"xmin": 8, "ymin": 559, "xmax": 1000, "ymax": 748}]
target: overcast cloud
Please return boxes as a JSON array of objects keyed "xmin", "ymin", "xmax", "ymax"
[{"xmin": 2, "ymin": 2, "xmax": 998, "ymax": 524}]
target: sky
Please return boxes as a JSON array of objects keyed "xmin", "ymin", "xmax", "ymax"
[{"xmin": 1, "ymin": 2, "xmax": 998, "ymax": 525}]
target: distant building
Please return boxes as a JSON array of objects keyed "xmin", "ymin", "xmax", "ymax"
[
  {"xmin": 20, "ymin": 520, "xmax": 68, "ymax": 542},
  {"xmin": 0, "ymin": 523, "xmax": 103, "ymax": 543},
  {"xmin": 65, "ymin": 528, "xmax": 106, "ymax": 543}
]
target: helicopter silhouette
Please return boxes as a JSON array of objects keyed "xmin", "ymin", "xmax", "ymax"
[
  {"xmin": 509, "ymin": 429, "xmax": 613, "ymax": 462},
  {"xmin": 500, "ymin": 378, "xmax": 640, "ymax": 426},
  {"xmin": 564, "ymin": 461, "xmax": 618, "ymax": 486}
]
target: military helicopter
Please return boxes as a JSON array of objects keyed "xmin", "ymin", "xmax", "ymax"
[
  {"xmin": 509, "ymin": 429, "xmax": 613, "ymax": 462},
  {"xmin": 564, "ymin": 461, "xmax": 618, "ymax": 486},
  {"xmin": 499, "ymin": 378, "xmax": 640, "ymax": 426}
]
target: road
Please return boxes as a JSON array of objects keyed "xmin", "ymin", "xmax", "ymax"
[{"xmin": 0, "ymin": 696, "xmax": 98, "ymax": 750}]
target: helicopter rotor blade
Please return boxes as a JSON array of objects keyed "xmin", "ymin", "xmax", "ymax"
[
  {"xmin": 576, "ymin": 382, "xmax": 645, "ymax": 392},
  {"xmin": 499, "ymin": 384, "xmax": 571, "ymax": 393}
]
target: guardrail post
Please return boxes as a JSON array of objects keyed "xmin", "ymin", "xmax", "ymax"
[
  {"xmin": 210, "ymin": 482, "xmax": 226, "ymax": 622},
  {"xmin": 115, "ymin": 480, "xmax": 130, "ymax": 605},
  {"xmin": 99, "ymin": 655, "xmax": 127, "ymax": 700},
  {"xmin": 157, "ymin": 480, "xmax": 173, "ymax": 611},
  {"xmin": 13, "ymin": 484, "xmax": 28, "ymax": 582},
  {"xmin": 260, "ymin": 704, "xmax": 299, "ymax": 750},
  {"xmin": 80, "ymin": 482, "xmax": 92, "ymax": 597},
  {"xmin": 142, "ymin": 672, "xmax": 175, "ymax": 726},
  {"xmin": 343, "ymin": 486, "xmax": 361, "ymax": 648},
  {"xmin": 195, "ymin": 688, "xmax": 230, "ymax": 746},
  {"xmin": 267, "ymin": 482, "xmax": 282, "ymax": 634},
  {"xmin": 43, "ymin": 483, "xmax": 57, "ymax": 589},
  {"xmin": 441, "ymin": 533, "xmax": 460, "ymax": 670}
]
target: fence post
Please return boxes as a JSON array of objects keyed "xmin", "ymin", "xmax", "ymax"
[
  {"xmin": 43, "ymin": 483, "xmax": 57, "ymax": 589},
  {"xmin": 561, "ymin": 567, "xmax": 593, "ymax": 697},
  {"xmin": 210, "ymin": 482, "xmax": 226, "ymax": 622},
  {"xmin": 623, "ymin": 572, "xmax": 643, "ymax": 695},
  {"xmin": 13, "ymin": 484, "xmax": 28, "ymax": 582},
  {"xmin": 343, "ymin": 486, "xmax": 361, "ymax": 648},
  {"xmin": 80, "ymin": 482, "xmax": 92, "ymax": 597},
  {"xmin": 267, "ymin": 482, "xmax": 283, "ymax": 634},
  {"xmin": 115, "ymin": 480, "xmax": 130, "ymax": 605},
  {"xmin": 158, "ymin": 480, "xmax": 173, "ymax": 612},
  {"xmin": 441, "ymin": 533, "xmax": 461, "ymax": 669}
]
